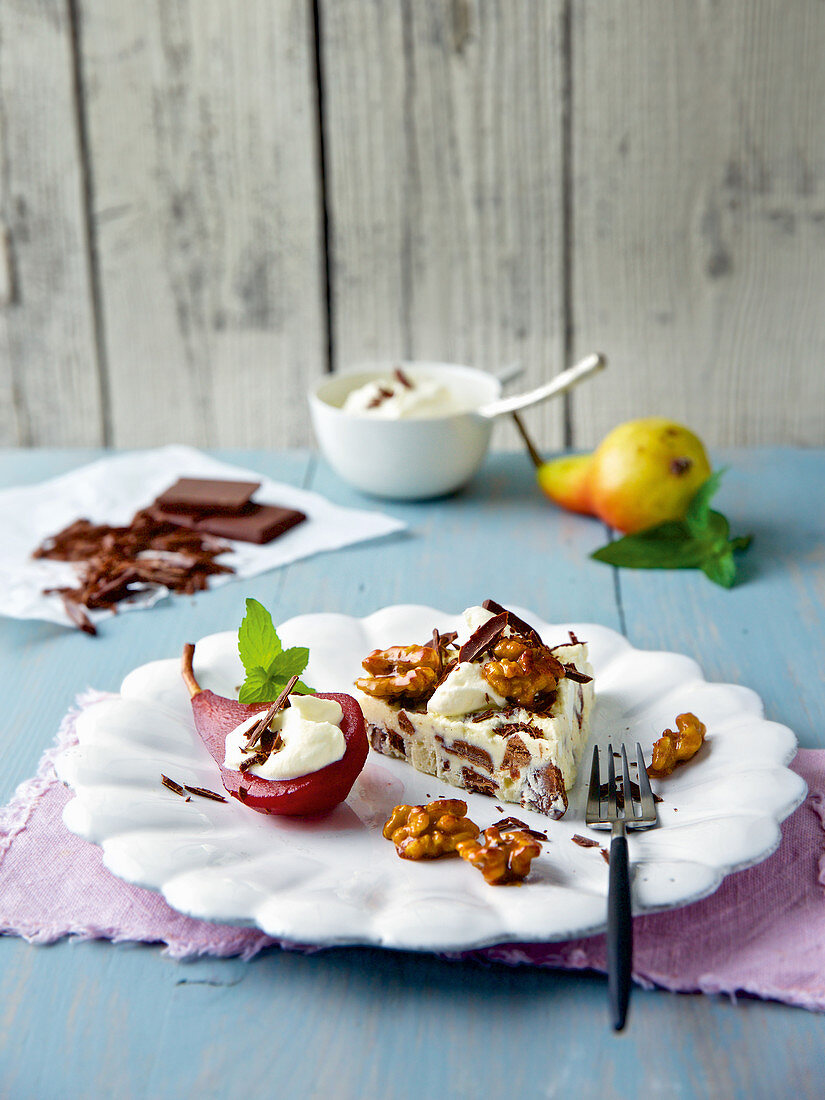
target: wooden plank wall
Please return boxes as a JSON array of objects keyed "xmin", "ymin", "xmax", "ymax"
[{"xmin": 1, "ymin": 1, "xmax": 823, "ymax": 452}]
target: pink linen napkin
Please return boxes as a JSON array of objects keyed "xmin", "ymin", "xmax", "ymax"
[{"xmin": 2, "ymin": 694, "xmax": 824, "ymax": 1010}]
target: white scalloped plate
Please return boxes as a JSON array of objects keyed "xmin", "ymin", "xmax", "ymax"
[{"xmin": 56, "ymin": 605, "xmax": 806, "ymax": 951}]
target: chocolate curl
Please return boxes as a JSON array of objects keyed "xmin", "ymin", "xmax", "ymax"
[
  {"xmin": 458, "ymin": 613, "xmax": 508, "ymax": 663},
  {"xmin": 243, "ymin": 674, "xmax": 299, "ymax": 751},
  {"xmin": 481, "ymin": 599, "xmax": 542, "ymax": 645}
]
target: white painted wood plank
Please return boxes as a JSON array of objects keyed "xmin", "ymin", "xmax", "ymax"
[
  {"xmin": 320, "ymin": 0, "xmax": 568, "ymax": 452},
  {"xmin": 79, "ymin": 0, "xmax": 326, "ymax": 448},
  {"xmin": 570, "ymin": 2, "xmax": 825, "ymax": 448},
  {"xmin": 0, "ymin": 0, "xmax": 102, "ymax": 446}
]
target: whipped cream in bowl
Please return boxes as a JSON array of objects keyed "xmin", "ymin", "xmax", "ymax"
[
  {"xmin": 309, "ymin": 355, "xmax": 606, "ymax": 500},
  {"xmin": 341, "ymin": 367, "xmax": 469, "ymax": 420},
  {"xmin": 308, "ymin": 361, "xmax": 502, "ymax": 500}
]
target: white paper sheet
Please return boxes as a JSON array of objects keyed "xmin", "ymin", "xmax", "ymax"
[{"xmin": 0, "ymin": 446, "xmax": 405, "ymax": 629}]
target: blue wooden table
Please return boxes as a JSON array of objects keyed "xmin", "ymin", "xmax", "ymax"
[{"xmin": 1, "ymin": 448, "xmax": 824, "ymax": 1099}]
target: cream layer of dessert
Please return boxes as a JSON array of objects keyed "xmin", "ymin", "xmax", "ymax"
[{"xmin": 354, "ymin": 602, "xmax": 594, "ymax": 818}]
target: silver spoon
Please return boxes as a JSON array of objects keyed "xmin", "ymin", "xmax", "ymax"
[{"xmin": 478, "ymin": 353, "xmax": 607, "ymax": 419}]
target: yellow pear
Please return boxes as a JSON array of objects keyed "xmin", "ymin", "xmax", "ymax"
[
  {"xmin": 536, "ymin": 453, "xmax": 595, "ymax": 516},
  {"xmin": 588, "ymin": 418, "xmax": 711, "ymax": 533}
]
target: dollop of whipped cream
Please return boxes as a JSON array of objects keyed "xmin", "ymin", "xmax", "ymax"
[
  {"xmin": 224, "ymin": 694, "xmax": 344, "ymax": 781},
  {"xmin": 427, "ymin": 605, "xmax": 508, "ymax": 717},
  {"xmin": 342, "ymin": 371, "xmax": 464, "ymax": 419}
]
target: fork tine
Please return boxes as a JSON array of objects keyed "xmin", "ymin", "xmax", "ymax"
[
  {"xmin": 606, "ymin": 742, "xmax": 619, "ymax": 818},
  {"xmin": 635, "ymin": 742, "xmax": 658, "ymax": 821},
  {"xmin": 587, "ymin": 745, "xmax": 602, "ymax": 819},
  {"xmin": 621, "ymin": 745, "xmax": 635, "ymax": 822}
]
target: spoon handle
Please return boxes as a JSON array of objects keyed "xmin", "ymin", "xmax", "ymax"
[{"xmin": 477, "ymin": 353, "xmax": 606, "ymax": 418}]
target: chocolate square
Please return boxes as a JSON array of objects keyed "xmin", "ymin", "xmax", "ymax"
[
  {"xmin": 154, "ymin": 477, "xmax": 260, "ymax": 515},
  {"xmin": 195, "ymin": 505, "xmax": 306, "ymax": 545},
  {"xmin": 147, "ymin": 502, "xmax": 258, "ymax": 531}
]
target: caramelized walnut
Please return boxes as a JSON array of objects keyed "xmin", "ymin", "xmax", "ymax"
[
  {"xmin": 482, "ymin": 637, "xmax": 565, "ymax": 706},
  {"xmin": 356, "ymin": 645, "xmax": 440, "ymax": 701},
  {"xmin": 648, "ymin": 712, "xmax": 707, "ymax": 778},
  {"xmin": 456, "ymin": 826, "xmax": 541, "ymax": 885},
  {"xmin": 382, "ymin": 799, "xmax": 480, "ymax": 860},
  {"xmin": 361, "ymin": 645, "xmax": 440, "ymax": 676}
]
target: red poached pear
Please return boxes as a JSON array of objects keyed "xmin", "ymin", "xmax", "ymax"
[{"xmin": 181, "ymin": 643, "xmax": 368, "ymax": 816}]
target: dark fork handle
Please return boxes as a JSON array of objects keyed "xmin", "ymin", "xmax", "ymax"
[{"xmin": 607, "ymin": 834, "xmax": 632, "ymax": 1031}]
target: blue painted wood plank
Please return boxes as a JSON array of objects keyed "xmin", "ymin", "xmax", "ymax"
[
  {"xmin": 290, "ymin": 452, "xmax": 623, "ymax": 631},
  {"xmin": 1, "ymin": 448, "xmax": 824, "ymax": 1100}
]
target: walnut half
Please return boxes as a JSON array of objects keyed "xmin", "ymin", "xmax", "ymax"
[
  {"xmin": 456, "ymin": 826, "xmax": 542, "ymax": 885},
  {"xmin": 382, "ymin": 799, "xmax": 480, "ymax": 860},
  {"xmin": 481, "ymin": 637, "xmax": 564, "ymax": 706},
  {"xmin": 356, "ymin": 644, "xmax": 440, "ymax": 701},
  {"xmin": 647, "ymin": 712, "xmax": 707, "ymax": 778}
]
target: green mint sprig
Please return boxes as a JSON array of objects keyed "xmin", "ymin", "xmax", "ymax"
[
  {"xmin": 237, "ymin": 598, "xmax": 312, "ymax": 703},
  {"xmin": 591, "ymin": 470, "xmax": 752, "ymax": 588}
]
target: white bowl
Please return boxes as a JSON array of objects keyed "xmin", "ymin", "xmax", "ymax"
[{"xmin": 308, "ymin": 362, "xmax": 502, "ymax": 500}]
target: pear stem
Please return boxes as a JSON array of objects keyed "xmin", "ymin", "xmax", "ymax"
[
  {"xmin": 511, "ymin": 412, "xmax": 544, "ymax": 470},
  {"xmin": 181, "ymin": 643, "xmax": 202, "ymax": 698}
]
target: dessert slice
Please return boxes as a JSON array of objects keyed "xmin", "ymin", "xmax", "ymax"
[{"xmin": 355, "ymin": 601, "xmax": 594, "ymax": 818}]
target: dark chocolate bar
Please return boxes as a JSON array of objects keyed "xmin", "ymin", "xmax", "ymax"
[
  {"xmin": 154, "ymin": 477, "xmax": 260, "ymax": 514},
  {"xmin": 196, "ymin": 505, "xmax": 306, "ymax": 545},
  {"xmin": 148, "ymin": 501, "xmax": 306, "ymax": 545},
  {"xmin": 147, "ymin": 502, "xmax": 258, "ymax": 531}
]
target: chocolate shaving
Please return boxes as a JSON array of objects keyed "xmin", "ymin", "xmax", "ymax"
[
  {"xmin": 394, "ymin": 367, "xmax": 414, "ymax": 389},
  {"xmin": 239, "ymin": 751, "xmax": 269, "ymax": 773},
  {"xmin": 367, "ymin": 386, "xmax": 395, "ymax": 409},
  {"xmin": 568, "ymin": 630, "xmax": 581, "ymax": 645},
  {"xmin": 426, "ymin": 628, "xmax": 458, "ymax": 667},
  {"xmin": 471, "ymin": 709, "xmax": 497, "ymax": 723},
  {"xmin": 458, "ymin": 612, "xmax": 508, "ymax": 663},
  {"xmin": 461, "ymin": 767, "xmax": 498, "ymax": 796},
  {"xmin": 183, "ymin": 784, "xmax": 227, "ymax": 803},
  {"xmin": 601, "ymin": 848, "xmax": 610, "ymax": 864},
  {"xmin": 238, "ymin": 786, "xmax": 248, "ymax": 802},
  {"xmin": 431, "ymin": 658, "xmax": 458, "ymax": 692},
  {"xmin": 397, "ymin": 711, "xmax": 414, "ymax": 735},
  {"xmin": 528, "ymin": 691, "xmax": 559, "ymax": 716},
  {"xmin": 35, "ymin": 510, "xmax": 234, "ymax": 629},
  {"xmin": 59, "ymin": 593, "xmax": 97, "ymax": 635},
  {"xmin": 161, "ymin": 774, "xmax": 186, "ymax": 796},
  {"xmin": 561, "ymin": 663, "xmax": 593, "ymax": 685},
  {"xmin": 481, "ymin": 600, "xmax": 542, "ymax": 645},
  {"xmin": 243, "ymin": 676, "xmax": 298, "ymax": 751},
  {"xmin": 571, "ymin": 833, "xmax": 600, "ymax": 848},
  {"xmin": 492, "ymin": 817, "xmax": 548, "ymax": 842}
]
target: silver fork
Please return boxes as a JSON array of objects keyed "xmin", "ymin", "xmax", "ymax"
[{"xmin": 586, "ymin": 742, "xmax": 658, "ymax": 1031}]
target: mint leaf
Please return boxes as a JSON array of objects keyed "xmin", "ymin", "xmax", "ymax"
[
  {"xmin": 701, "ymin": 550, "xmax": 737, "ymax": 588},
  {"xmin": 685, "ymin": 468, "xmax": 727, "ymax": 536},
  {"xmin": 238, "ymin": 666, "xmax": 276, "ymax": 704},
  {"xmin": 236, "ymin": 600, "xmax": 312, "ymax": 701},
  {"xmin": 238, "ymin": 672, "xmax": 313, "ymax": 704},
  {"xmin": 267, "ymin": 647, "xmax": 311, "ymax": 682},
  {"xmin": 702, "ymin": 509, "xmax": 730, "ymax": 542},
  {"xmin": 592, "ymin": 523, "xmax": 710, "ymax": 568},
  {"xmin": 590, "ymin": 472, "xmax": 753, "ymax": 587},
  {"xmin": 238, "ymin": 598, "xmax": 282, "ymax": 673}
]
